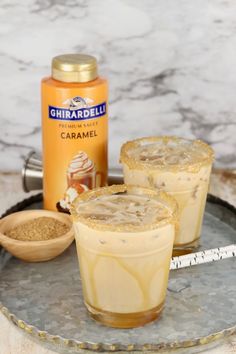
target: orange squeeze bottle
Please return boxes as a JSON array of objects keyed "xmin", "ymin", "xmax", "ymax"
[{"xmin": 41, "ymin": 54, "xmax": 108, "ymax": 211}]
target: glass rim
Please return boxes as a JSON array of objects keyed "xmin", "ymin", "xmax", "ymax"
[
  {"xmin": 70, "ymin": 184, "xmax": 178, "ymax": 232},
  {"xmin": 120, "ymin": 136, "xmax": 214, "ymax": 172}
]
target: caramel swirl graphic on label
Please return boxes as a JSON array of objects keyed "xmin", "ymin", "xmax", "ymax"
[{"xmin": 67, "ymin": 151, "xmax": 95, "ymax": 178}]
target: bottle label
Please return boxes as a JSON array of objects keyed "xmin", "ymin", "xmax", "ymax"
[
  {"xmin": 42, "ymin": 82, "xmax": 108, "ymax": 212},
  {"xmin": 49, "ymin": 97, "xmax": 106, "ymax": 121}
]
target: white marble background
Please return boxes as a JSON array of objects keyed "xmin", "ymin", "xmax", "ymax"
[{"xmin": 0, "ymin": 0, "xmax": 236, "ymax": 171}]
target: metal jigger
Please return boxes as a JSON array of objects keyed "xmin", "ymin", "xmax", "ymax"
[
  {"xmin": 22, "ymin": 151, "xmax": 43, "ymax": 192},
  {"xmin": 22, "ymin": 150, "xmax": 123, "ymax": 192}
]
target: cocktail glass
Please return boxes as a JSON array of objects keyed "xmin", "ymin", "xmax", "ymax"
[
  {"xmin": 71, "ymin": 184, "xmax": 178, "ymax": 328},
  {"xmin": 120, "ymin": 136, "xmax": 214, "ymax": 255}
]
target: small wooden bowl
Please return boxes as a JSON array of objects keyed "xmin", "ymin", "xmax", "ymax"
[{"xmin": 0, "ymin": 210, "xmax": 74, "ymax": 262}]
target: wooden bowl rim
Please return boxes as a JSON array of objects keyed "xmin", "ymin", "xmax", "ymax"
[{"xmin": 0, "ymin": 209, "xmax": 74, "ymax": 246}]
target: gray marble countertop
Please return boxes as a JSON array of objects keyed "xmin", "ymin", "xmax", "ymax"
[{"xmin": 0, "ymin": 0, "xmax": 236, "ymax": 172}]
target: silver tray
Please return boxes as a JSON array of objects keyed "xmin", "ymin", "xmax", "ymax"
[{"xmin": 0, "ymin": 193, "xmax": 236, "ymax": 354}]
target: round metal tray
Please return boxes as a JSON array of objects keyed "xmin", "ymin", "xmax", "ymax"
[{"xmin": 0, "ymin": 193, "xmax": 236, "ymax": 354}]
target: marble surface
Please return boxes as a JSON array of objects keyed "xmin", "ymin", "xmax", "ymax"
[{"xmin": 0, "ymin": 0, "xmax": 236, "ymax": 171}]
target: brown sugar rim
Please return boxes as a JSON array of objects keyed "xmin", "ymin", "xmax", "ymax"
[
  {"xmin": 70, "ymin": 184, "xmax": 178, "ymax": 232},
  {"xmin": 120, "ymin": 136, "xmax": 214, "ymax": 172}
]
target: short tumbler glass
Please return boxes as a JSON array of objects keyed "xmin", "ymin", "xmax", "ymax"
[
  {"xmin": 71, "ymin": 184, "xmax": 178, "ymax": 328},
  {"xmin": 120, "ymin": 136, "xmax": 214, "ymax": 255}
]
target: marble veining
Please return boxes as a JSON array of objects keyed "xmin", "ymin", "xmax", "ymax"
[{"xmin": 0, "ymin": 0, "xmax": 236, "ymax": 171}]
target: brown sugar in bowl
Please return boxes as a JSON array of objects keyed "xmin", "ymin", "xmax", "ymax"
[{"xmin": 0, "ymin": 210, "xmax": 74, "ymax": 262}]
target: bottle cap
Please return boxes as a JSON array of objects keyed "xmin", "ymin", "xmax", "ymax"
[{"xmin": 52, "ymin": 54, "xmax": 98, "ymax": 83}]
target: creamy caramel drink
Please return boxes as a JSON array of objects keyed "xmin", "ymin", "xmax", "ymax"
[
  {"xmin": 120, "ymin": 137, "xmax": 214, "ymax": 254},
  {"xmin": 71, "ymin": 184, "xmax": 178, "ymax": 328}
]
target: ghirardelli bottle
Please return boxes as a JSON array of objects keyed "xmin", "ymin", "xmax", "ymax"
[{"xmin": 41, "ymin": 54, "xmax": 108, "ymax": 211}]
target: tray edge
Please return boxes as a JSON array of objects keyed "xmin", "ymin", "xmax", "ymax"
[{"xmin": 0, "ymin": 193, "xmax": 236, "ymax": 353}]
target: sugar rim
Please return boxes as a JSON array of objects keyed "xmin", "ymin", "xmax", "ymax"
[
  {"xmin": 120, "ymin": 136, "xmax": 214, "ymax": 172},
  {"xmin": 70, "ymin": 184, "xmax": 178, "ymax": 232}
]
